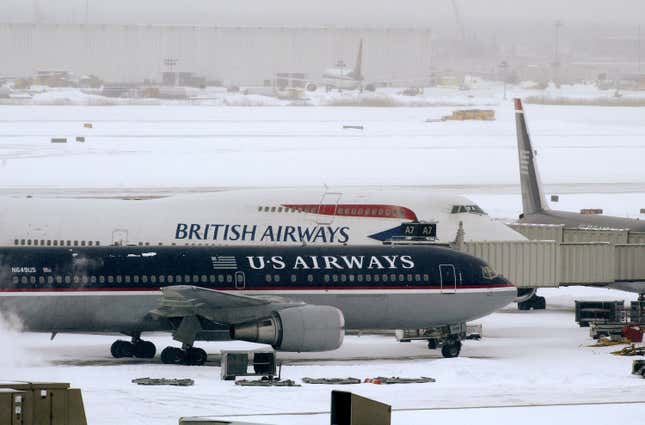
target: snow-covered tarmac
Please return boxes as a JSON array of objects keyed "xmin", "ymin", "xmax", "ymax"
[{"xmin": 0, "ymin": 287, "xmax": 642, "ymax": 425}]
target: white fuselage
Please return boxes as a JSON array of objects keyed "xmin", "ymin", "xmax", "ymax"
[
  {"xmin": 322, "ymin": 68, "xmax": 361, "ymax": 90},
  {"xmin": 0, "ymin": 188, "xmax": 525, "ymax": 248}
]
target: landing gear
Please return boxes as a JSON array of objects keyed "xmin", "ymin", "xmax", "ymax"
[
  {"xmin": 160, "ymin": 346, "xmax": 208, "ymax": 366},
  {"xmin": 441, "ymin": 339, "xmax": 462, "ymax": 358},
  {"xmin": 110, "ymin": 336, "xmax": 156, "ymax": 359},
  {"xmin": 517, "ymin": 288, "xmax": 546, "ymax": 310}
]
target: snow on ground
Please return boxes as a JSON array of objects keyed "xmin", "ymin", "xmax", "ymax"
[
  {"xmin": 0, "ymin": 287, "xmax": 642, "ymax": 425},
  {"xmin": 0, "ymin": 99, "xmax": 644, "ymax": 192}
]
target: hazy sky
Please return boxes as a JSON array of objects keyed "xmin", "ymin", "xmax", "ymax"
[{"xmin": 2, "ymin": 0, "xmax": 644, "ymax": 27}]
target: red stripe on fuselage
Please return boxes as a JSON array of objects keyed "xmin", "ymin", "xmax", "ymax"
[
  {"xmin": 282, "ymin": 204, "xmax": 418, "ymax": 221},
  {"xmin": 0, "ymin": 284, "xmax": 513, "ymax": 293}
]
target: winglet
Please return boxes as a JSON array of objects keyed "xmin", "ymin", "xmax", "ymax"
[{"xmin": 514, "ymin": 98, "xmax": 548, "ymax": 214}]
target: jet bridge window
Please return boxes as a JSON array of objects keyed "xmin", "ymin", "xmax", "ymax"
[{"xmin": 451, "ymin": 205, "xmax": 486, "ymax": 215}]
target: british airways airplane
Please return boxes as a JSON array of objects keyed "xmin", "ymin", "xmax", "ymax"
[
  {"xmin": 0, "ymin": 244, "xmax": 515, "ymax": 364},
  {"xmin": 1, "ymin": 188, "xmax": 526, "ymax": 248}
]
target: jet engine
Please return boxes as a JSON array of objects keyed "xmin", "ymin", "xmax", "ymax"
[{"xmin": 230, "ymin": 305, "xmax": 345, "ymax": 352}]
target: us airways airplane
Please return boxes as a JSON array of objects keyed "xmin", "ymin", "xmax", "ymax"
[
  {"xmin": 0, "ymin": 188, "xmax": 526, "ymax": 249},
  {"xmin": 515, "ymin": 98, "xmax": 645, "ymax": 232},
  {"xmin": 0, "ymin": 244, "xmax": 515, "ymax": 364}
]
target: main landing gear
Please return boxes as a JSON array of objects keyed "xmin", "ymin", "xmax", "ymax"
[
  {"xmin": 160, "ymin": 345, "xmax": 208, "ymax": 366},
  {"xmin": 110, "ymin": 336, "xmax": 156, "ymax": 359}
]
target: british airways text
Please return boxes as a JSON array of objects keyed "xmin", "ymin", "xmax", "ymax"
[{"xmin": 175, "ymin": 223, "xmax": 350, "ymax": 244}]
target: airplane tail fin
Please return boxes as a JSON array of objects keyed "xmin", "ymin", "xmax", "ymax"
[
  {"xmin": 351, "ymin": 39, "xmax": 364, "ymax": 81},
  {"xmin": 515, "ymin": 98, "xmax": 548, "ymax": 214}
]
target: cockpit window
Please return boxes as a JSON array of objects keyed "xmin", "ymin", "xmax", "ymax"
[
  {"xmin": 451, "ymin": 204, "xmax": 486, "ymax": 215},
  {"xmin": 481, "ymin": 265, "xmax": 497, "ymax": 280}
]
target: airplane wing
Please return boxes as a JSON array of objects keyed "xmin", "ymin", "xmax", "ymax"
[{"xmin": 150, "ymin": 285, "xmax": 304, "ymax": 324}]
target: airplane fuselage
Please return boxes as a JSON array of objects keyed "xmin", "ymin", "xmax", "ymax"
[
  {"xmin": 0, "ymin": 245, "xmax": 515, "ymax": 336},
  {"xmin": 1, "ymin": 189, "xmax": 526, "ymax": 248}
]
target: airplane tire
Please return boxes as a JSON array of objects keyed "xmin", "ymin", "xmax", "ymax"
[
  {"xmin": 534, "ymin": 296, "xmax": 546, "ymax": 310},
  {"xmin": 185, "ymin": 347, "xmax": 208, "ymax": 366},
  {"xmin": 161, "ymin": 347, "xmax": 185, "ymax": 365},
  {"xmin": 441, "ymin": 341, "xmax": 462, "ymax": 358},
  {"xmin": 133, "ymin": 341, "xmax": 157, "ymax": 359},
  {"xmin": 111, "ymin": 340, "xmax": 133, "ymax": 358},
  {"xmin": 427, "ymin": 339, "xmax": 438, "ymax": 350}
]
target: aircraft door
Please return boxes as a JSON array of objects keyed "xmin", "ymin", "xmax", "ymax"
[
  {"xmin": 235, "ymin": 271, "xmax": 246, "ymax": 289},
  {"xmin": 112, "ymin": 229, "xmax": 128, "ymax": 246},
  {"xmin": 316, "ymin": 192, "xmax": 342, "ymax": 225},
  {"xmin": 439, "ymin": 264, "xmax": 457, "ymax": 294}
]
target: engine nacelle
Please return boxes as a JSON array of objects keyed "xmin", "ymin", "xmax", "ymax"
[{"xmin": 230, "ymin": 305, "xmax": 345, "ymax": 352}]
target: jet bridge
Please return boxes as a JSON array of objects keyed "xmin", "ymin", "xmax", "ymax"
[{"xmin": 495, "ymin": 223, "xmax": 645, "ymax": 289}]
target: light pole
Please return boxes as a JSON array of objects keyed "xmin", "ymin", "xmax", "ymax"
[{"xmin": 499, "ymin": 60, "xmax": 509, "ymax": 100}]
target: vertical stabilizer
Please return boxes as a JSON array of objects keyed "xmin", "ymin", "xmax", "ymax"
[
  {"xmin": 515, "ymin": 99, "xmax": 548, "ymax": 214},
  {"xmin": 351, "ymin": 39, "xmax": 364, "ymax": 81}
]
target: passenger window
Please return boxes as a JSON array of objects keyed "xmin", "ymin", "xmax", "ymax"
[
  {"xmin": 158, "ymin": 275, "xmax": 164, "ymax": 283},
  {"xmin": 47, "ymin": 276, "xmax": 54, "ymax": 284},
  {"xmin": 27, "ymin": 239, "xmax": 31, "ymax": 246},
  {"xmin": 142, "ymin": 276, "xmax": 148, "ymax": 283},
  {"xmin": 12, "ymin": 276, "xmax": 19, "ymax": 284},
  {"xmin": 21, "ymin": 276, "xmax": 27, "ymax": 284},
  {"xmin": 53, "ymin": 240, "xmax": 58, "ymax": 246},
  {"xmin": 307, "ymin": 274, "xmax": 314, "ymax": 283},
  {"xmin": 38, "ymin": 276, "xmax": 45, "ymax": 284},
  {"xmin": 272, "ymin": 274, "xmax": 280, "ymax": 283},
  {"xmin": 218, "ymin": 275, "xmax": 224, "ymax": 283},
  {"xmin": 201, "ymin": 275, "xmax": 208, "ymax": 283},
  {"xmin": 324, "ymin": 275, "xmax": 330, "ymax": 283},
  {"xmin": 340, "ymin": 274, "xmax": 346, "ymax": 282},
  {"xmin": 290, "ymin": 274, "xmax": 297, "ymax": 283},
  {"xmin": 116, "ymin": 276, "xmax": 122, "ymax": 283},
  {"xmin": 90, "ymin": 276, "xmax": 96, "ymax": 284},
  {"xmin": 47, "ymin": 240, "xmax": 51, "ymax": 246},
  {"xmin": 107, "ymin": 276, "xmax": 113, "ymax": 284},
  {"xmin": 150, "ymin": 275, "xmax": 157, "ymax": 284},
  {"xmin": 65, "ymin": 276, "xmax": 71, "ymax": 284},
  {"xmin": 365, "ymin": 274, "xmax": 371, "ymax": 282},
  {"xmin": 415, "ymin": 274, "xmax": 421, "ymax": 282},
  {"xmin": 382, "ymin": 274, "xmax": 388, "ymax": 282},
  {"xmin": 184, "ymin": 275, "xmax": 190, "ymax": 283},
  {"xmin": 30, "ymin": 276, "xmax": 36, "ymax": 284},
  {"xmin": 407, "ymin": 274, "xmax": 413, "ymax": 282},
  {"xmin": 349, "ymin": 274, "xmax": 355, "ymax": 282},
  {"xmin": 82, "ymin": 276, "xmax": 89, "ymax": 284},
  {"xmin": 332, "ymin": 274, "xmax": 338, "ymax": 282},
  {"xmin": 227, "ymin": 275, "xmax": 233, "ymax": 283},
  {"xmin": 14, "ymin": 239, "xmax": 18, "ymax": 245},
  {"xmin": 175, "ymin": 275, "xmax": 182, "ymax": 283},
  {"xmin": 168, "ymin": 275, "xmax": 174, "ymax": 283},
  {"xmin": 81, "ymin": 241, "xmax": 86, "ymax": 246},
  {"xmin": 88, "ymin": 241, "xmax": 93, "ymax": 246},
  {"xmin": 99, "ymin": 276, "xmax": 105, "ymax": 284},
  {"xmin": 373, "ymin": 274, "xmax": 379, "ymax": 282},
  {"xmin": 423, "ymin": 274, "xmax": 429, "ymax": 282},
  {"xmin": 265, "ymin": 274, "xmax": 272, "ymax": 282},
  {"xmin": 125, "ymin": 276, "xmax": 131, "ymax": 283}
]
